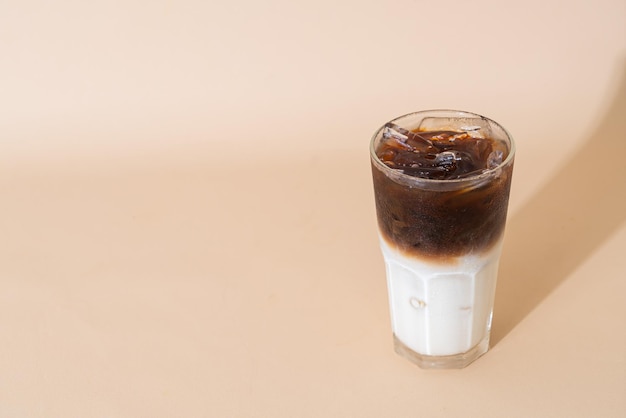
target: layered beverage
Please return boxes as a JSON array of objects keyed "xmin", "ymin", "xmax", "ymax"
[{"xmin": 370, "ymin": 110, "xmax": 515, "ymax": 369}]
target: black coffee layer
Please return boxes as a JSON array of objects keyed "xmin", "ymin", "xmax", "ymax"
[{"xmin": 372, "ymin": 129, "xmax": 513, "ymax": 259}]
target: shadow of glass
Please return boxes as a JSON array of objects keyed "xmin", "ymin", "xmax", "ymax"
[{"xmin": 491, "ymin": 64, "xmax": 626, "ymax": 345}]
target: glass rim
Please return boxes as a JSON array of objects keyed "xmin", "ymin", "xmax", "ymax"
[{"xmin": 370, "ymin": 109, "xmax": 516, "ymax": 185}]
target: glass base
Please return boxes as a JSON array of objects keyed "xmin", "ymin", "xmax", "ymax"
[{"xmin": 393, "ymin": 334, "xmax": 490, "ymax": 369}]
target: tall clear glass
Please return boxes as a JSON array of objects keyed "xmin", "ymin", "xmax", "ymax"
[{"xmin": 370, "ymin": 110, "xmax": 515, "ymax": 368}]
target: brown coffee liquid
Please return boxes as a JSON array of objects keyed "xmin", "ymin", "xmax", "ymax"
[{"xmin": 372, "ymin": 126, "xmax": 513, "ymax": 260}]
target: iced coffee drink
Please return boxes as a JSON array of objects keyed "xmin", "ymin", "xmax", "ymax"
[{"xmin": 370, "ymin": 110, "xmax": 515, "ymax": 369}]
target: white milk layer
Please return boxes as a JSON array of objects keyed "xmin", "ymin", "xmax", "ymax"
[{"xmin": 380, "ymin": 238, "xmax": 502, "ymax": 357}]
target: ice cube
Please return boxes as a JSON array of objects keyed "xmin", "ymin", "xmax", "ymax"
[
  {"xmin": 417, "ymin": 117, "xmax": 493, "ymax": 139},
  {"xmin": 383, "ymin": 124, "xmax": 413, "ymax": 151},
  {"xmin": 434, "ymin": 151, "xmax": 460, "ymax": 173},
  {"xmin": 384, "ymin": 123, "xmax": 434, "ymax": 150},
  {"xmin": 486, "ymin": 150, "xmax": 504, "ymax": 169}
]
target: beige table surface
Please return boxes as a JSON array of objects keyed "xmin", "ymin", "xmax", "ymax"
[{"xmin": 1, "ymin": 1, "xmax": 625, "ymax": 417}]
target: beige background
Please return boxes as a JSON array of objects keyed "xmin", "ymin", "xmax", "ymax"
[{"xmin": 1, "ymin": 0, "xmax": 625, "ymax": 417}]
